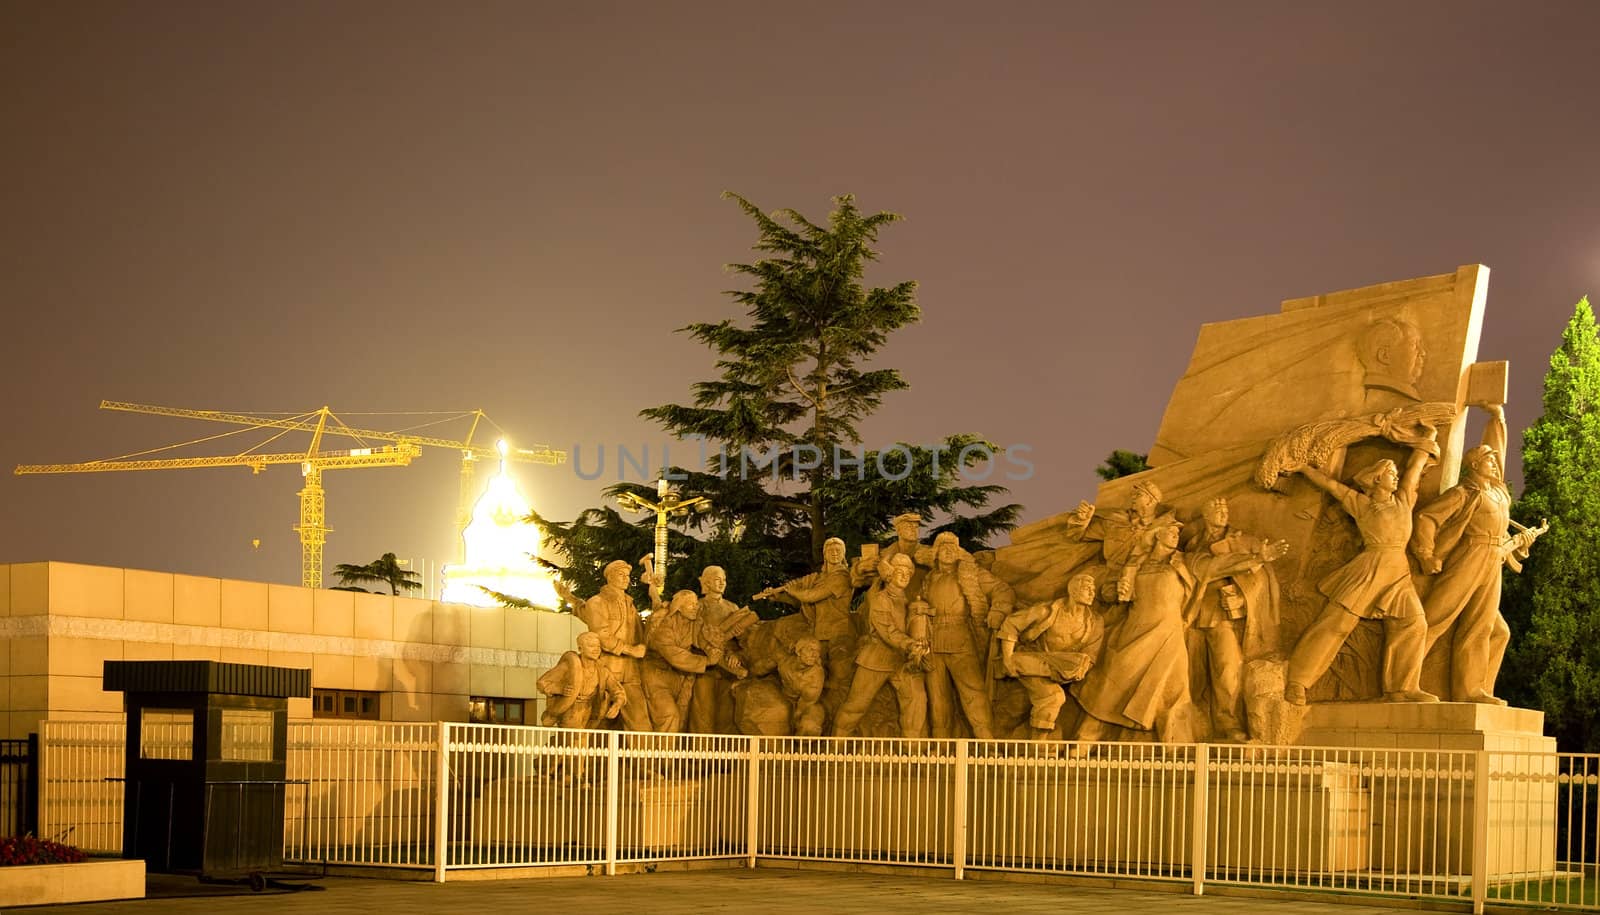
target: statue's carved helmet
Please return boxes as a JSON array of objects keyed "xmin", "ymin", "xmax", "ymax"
[{"xmin": 1464, "ymin": 444, "xmax": 1503, "ymax": 482}]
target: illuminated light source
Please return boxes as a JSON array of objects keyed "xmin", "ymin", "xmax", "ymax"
[
  {"xmin": 439, "ymin": 438, "xmax": 561, "ymax": 609},
  {"xmin": 614, "ymin": 472, "xmax": 711, "ymax": 589}
]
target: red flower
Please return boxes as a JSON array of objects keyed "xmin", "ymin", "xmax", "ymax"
[{"xmin": 0, "ymin": 835, "xmax": 87, "ymax": 866}]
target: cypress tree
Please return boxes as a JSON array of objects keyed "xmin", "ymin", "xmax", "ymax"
[{"xmin": 1502, "ymin": 297, "xmax": 1600, "ymax": 750}]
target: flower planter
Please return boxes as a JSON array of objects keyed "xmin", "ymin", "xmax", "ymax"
[{"xmin": 0, "ymin": 859, "xmax": 145, "ymax": 907}]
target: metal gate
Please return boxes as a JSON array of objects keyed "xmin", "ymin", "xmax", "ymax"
[{"xmin": 0, "ymin": 735, "xmax": 39, "ymax": 837}]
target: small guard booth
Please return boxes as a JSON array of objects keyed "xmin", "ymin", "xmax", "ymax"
[{"xmin": 104, "ymin": 660, "xmax": 310, "ymax": 880}]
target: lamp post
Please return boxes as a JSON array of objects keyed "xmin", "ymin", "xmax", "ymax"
[{"xmin": 614, "ymin": 476, "xmax": 710, "ymax": 588}]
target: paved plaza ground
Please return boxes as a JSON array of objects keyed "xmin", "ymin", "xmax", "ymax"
[{"xmin": 25, "ymin": 867, "xmax": 1437, "ymax": 914}]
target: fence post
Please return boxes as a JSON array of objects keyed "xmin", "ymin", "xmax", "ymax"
[
  {"xmin": 1191, "ymin": 742, "xmax": 1208, "ymax": 897},
  {"xmin": 433, "ymin": 722, "xmax": 450, "ymax": 883},
  {"xmin": 746, "ymin": 735, "xmax": 760, "ymax": 869},
  {"xmin": 35, "ymin": 726, "xmax": 49, "ymax": 844},
  {"xmin": 24, "ymin": 732, "xmax": 40, "ymax": 837},
  {"xmin": 1471, "ymin": 750, "xmax": 1489, "ymax": 915},
  {"xmin": 953, "ymin": 739, "xmax": 968, "ymax": 881},
  {"xmin": 605, "ymin": 730, "xmax": 620, "ymax": 876}
]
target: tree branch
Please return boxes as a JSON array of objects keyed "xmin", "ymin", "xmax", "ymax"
[{"xmin": 786, "ymin": 364, "xmax": 820, "ymax": 409}]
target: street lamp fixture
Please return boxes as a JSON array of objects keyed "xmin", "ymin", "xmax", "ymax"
[{"xmin": 615, "ymin": 476, "xmax": 710, "ymax": 587}]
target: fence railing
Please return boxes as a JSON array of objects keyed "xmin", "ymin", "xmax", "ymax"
[
  {"xmin": 0, "ymin": 736, "xmax": 38, "ymax": 838},
  {"xmin": 38, "ymin": 721, "xmax": 124, "ymax": 854},
  {"xmin": 284, "ymin": 721, "xmax": 438, "ymax": 869},
  {"xmin": 35, "ymin": 720, "xmax": 1599, "ymax": 912}
]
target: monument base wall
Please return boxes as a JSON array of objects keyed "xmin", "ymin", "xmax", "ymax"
[{"xmin": 1297, "ymin": 702, "xmax": 1558, "ymax": 880}]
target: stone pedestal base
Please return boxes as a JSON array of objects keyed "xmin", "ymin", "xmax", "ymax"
[
  {"xmin": 1297, "ymin": 701, "xmax": 1557, "ymax": 881},
  {"xmin": 1299, "ymin": 701, "xmax": 1555, "ymax": 753}
]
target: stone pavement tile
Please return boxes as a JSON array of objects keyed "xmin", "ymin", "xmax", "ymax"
[{"xmin": 26, "ymin": 868, "xmax": 1427, "ymax": 915}]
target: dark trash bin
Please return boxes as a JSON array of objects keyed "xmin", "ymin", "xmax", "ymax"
[{"xmin": 103, "ymin": 660, "xmax": 310, "ymax": 881}]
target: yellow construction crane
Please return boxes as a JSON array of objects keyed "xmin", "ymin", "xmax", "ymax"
[
  {"xmin": 16, "ymin": 403, "xmax": 567, "ymax": 589},
  {"xmin": 97, "ymin": 401, "xmax": 567, "ymax": 563}
]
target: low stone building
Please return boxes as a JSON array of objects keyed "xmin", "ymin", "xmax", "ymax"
[{"xmin": 0, "ymin": 560, "xmax": 584, "ymax": 739}]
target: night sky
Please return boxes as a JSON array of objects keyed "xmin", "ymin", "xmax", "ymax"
[{"xmin": 4, "ymin": 1, "xmax": 1598, "ymax": 590}]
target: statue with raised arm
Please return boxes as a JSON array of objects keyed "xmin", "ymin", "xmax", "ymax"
[
  {"xmin": 831, "ymin": 553, "xmax": 931, "ymax": 738},
  {"xmin": 1065, "ymin": 478, "xmax": 1164, "ymax": 601},
  {"xmin": 537, "ymin": 632, "xmax": 627, "ymax": 729},
  {"xmin": 1280, "ymin": 426, "xmax": 1440, "ymax": 705},
  {"xmin": 1072, "ymin": 514, "xmax": 1288, "ymax": 746},
  {"xmin": 554, "ymin": 560, "xmax": 653, "ymax": 731},
  {"xmin": 996, "ymin": 572, "xmax": 1104, "ymax": 740},
  {"xmin": 754, "ymin": 536, "xmax": 856, "ymax": 661},
  {"xmin": 1411, "ymin": 403, "xmax": 1547, "ymax": 703}
]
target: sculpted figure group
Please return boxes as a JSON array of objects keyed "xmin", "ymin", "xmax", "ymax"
[
  {"xmin": 1272, "ymin": 402, "xmax": 1544, "ymax": 708},
  {"xmin": 539, "ymin": 313, "xmax": 1544, "ymax": 747}
]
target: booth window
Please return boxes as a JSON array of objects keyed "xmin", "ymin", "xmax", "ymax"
[
  {"xmin": 313, "ymin": 689, "xmax": 380, "ymax": 720},
  {"xmin": 140, "ymin": 708, "xmax": 194, "ymax": 760},
  {"xmin": 219, "ymin": 708, "xmax": 275, "ymax": 761},
  {"xmin": 469, "ymin": 697, "xmax": 526, "ymax": 725}
]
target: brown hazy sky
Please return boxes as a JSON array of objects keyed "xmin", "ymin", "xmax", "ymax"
[{"xmin": 3, "ymin": 1, "xmax": 1598, "ymax": 588}]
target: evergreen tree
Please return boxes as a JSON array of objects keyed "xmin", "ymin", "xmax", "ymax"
[
  {"xmin": 1501, "ymin": 297, "xmax": 1600, "ymax": 750},
  {"xmin": 331, "ymin": 552, "xmax": 421, "ymax": 596},
  {"xmin": 1095, "ymin": 449, "xmax": 1151, "ymax": 481},
  {"xmin": 535, "ymin": 194, "xmax": 1019, "ymax": 610}
]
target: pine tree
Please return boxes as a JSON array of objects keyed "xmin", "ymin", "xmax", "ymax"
[
  {"xmin": 1095, "ymin": 450, "xmax": 1151, "ymax": 481},
  {"xmin": 1501, "ymin": 297, "xmax": 1600, "ymax": 750},
  {"xmin": 331, "ymin": 552, "xmax": 420, "ymax": 596},
  {"xmin": 535, "ymin": 194, "xmax": 1019, "ymax": 609}
]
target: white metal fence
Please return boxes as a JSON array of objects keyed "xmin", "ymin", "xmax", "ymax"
[
  {"xmin": 284, "ymin": 721, "xmax": 438, "ymax": 869},
  {"xmin": 35, "ymin": 720, "xmax": 1600, "ymax": 911},
  {"xmin": 37, "ymin": 721, "xmax": 124, "ymax": 855}
]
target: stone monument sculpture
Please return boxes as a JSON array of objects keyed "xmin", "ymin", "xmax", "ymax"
[
  {"xmin": 512, "ymin": 265, "xmax": 1560, "ymax": 889},
  {"xmin": 1065, "ymin": 479, "xmax": 1164, "ymax": 601},
  {"xmin": 995, "ymin": 572, "xmax": 1104, "ymax": 740},
  {"xmin": 1070, "ymin": 514, "xmax": 1288, "ymax": 745},
  {"xmin": 1357, "ymin": 316, "xmax": 1428, "ymax": 407},
  {"xmin": 831, "ymin": 554, "xmax": 931, "ymax": 738},
  {"xmin": 690, "ymin": 565, "xmax": 748, "ymax": 734},
  {"xmin": 857, "ymin": 512, "xmax": 931, "ymax": 599},
  {"xmin": 753, "ymin": 536, "xmax": 857, "ymax": 669},
  {"xmin": 555, "ymin": 560, "xmax": 653, "ymax": 731},
  {"xmin": 529, "ymin": 264, "xmax": 1550, "ymax": 763},
  {"xmin": 777, "ymin": 636, "xmax": 827, "ymax": 737},
  {"xmin": 642, "ymin": 589, "xmax": 735, "ymax": 733},
  {"xmin": 537, "ymin": 631, "xmax": 627, "ymax": 729},
  {"xmin": 1179, "ymin": 497, "xmax": 1282, "ymax": 741},
  {"xmin": 1412, "ymin": 402, "xmax": 1547, "ymax": 703},
  {"xmin": 919, "ymin": 531, "xmax": 1011, "ymax": 739},
  {"xmin": 989, "ymin": 266, "xmax": 1520, "ymax": 721},
  {"xmin": 1279, "ymin": 428, "xmax": 1439, "ymax": 705}
]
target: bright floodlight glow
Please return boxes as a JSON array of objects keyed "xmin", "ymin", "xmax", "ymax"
[{"xmin": 439, "ymin": 440, "xmax": 560, "ymax": 609}]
